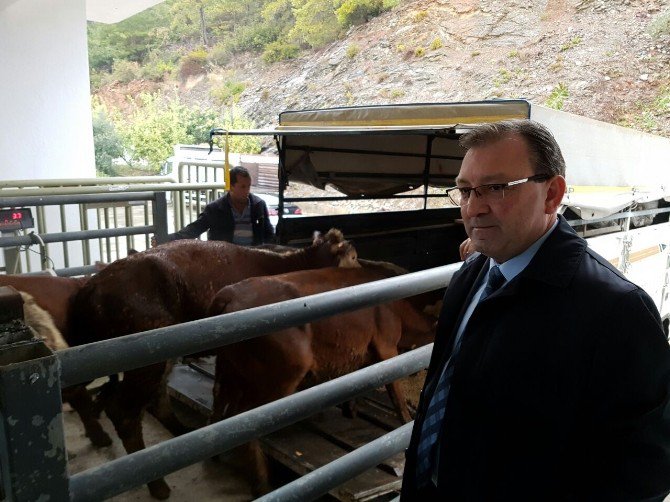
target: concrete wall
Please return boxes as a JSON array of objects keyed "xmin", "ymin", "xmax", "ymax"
[{"xmin": 0, "ymin": 0, "xmax": 95, "ymax": 181}]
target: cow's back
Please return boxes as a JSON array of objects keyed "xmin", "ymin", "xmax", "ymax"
[
  {"xmin": 69, "ymin": 253, "xmax": 194, "ymax": 346},
  {"xmin": 0, "ymin": 274, "xmax": 85, "ymax": 334}
]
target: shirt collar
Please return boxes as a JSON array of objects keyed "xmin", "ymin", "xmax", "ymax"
[{"xmin": 490, "ymin": 217, "xmax": 559, "ymax": 282}]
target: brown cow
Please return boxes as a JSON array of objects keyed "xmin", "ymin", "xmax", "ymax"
[
  {"xmin": 0, "ymin": 274, "xmax": 86, "ymax": 335},
  {"xmin": 0, "ymin": 275, "xmax": 116, "ymax": 449},
  {"xmin": 206, "ymin": 266, "xmax": 437, "ymax": 494},
  {"xmin": 69, "ymin": 229, "xmax": 357, "ymax": 499}
]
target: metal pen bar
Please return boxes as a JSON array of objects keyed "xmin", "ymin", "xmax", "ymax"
[
  {"xmin": 0, "ymin": 192, "xmax": 156, "ymax": 207},
  {"xmin": 68, "ymin": 345, "xmax": 431, "ymax": 502},
  {"xmin": 58, "ymin": 263, "xmax": 458, "ymax": 387},
  {"xmin": 0, "ymin": 176, "xmax": 176, "ymax": 189},
  {"xmin": 566, "ymin": 206, "xmax": 670, "ymax": 227},
  {"xmin": 257, "ymin": 422, "xmax": 414, "ymax": 502},
  {"xmin": 0, "ymin": 183, "xmax": 225, "ymax": 198},
  {"xmin": 0, "ymin": 226, "xmax": 154, "ymax": 248}
]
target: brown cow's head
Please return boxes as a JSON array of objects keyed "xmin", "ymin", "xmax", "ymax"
[{"xmin": 312, "ymin": 228, "xmax": 359, "ymax": 268}]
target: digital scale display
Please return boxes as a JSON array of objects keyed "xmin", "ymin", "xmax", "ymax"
[{"xmin": 0, "ymin": 208, "xmax": 34, "ymax": 232}]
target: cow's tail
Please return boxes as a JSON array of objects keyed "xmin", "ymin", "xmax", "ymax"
[{"xmin": 20, "ymin": 291, "xmax": 69, "ymax": 351}]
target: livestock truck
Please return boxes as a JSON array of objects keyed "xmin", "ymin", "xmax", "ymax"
[{"xmin": 212, "ymin": 98, "xmax": 670, "ymax": 333}]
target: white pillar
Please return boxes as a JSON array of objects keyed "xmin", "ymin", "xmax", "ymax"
[{"xmin": 0, "ymin": 0, "xmax": 95, "ymax": 180}]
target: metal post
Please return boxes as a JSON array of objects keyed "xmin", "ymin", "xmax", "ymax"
[
  {"xmin": 1, "ymin": 231, "xmax": 21, "ymax": 274},
  {"xmin": 152, "ymin": 192, "xmax": 169, "ymax": 245},
  {"xmin": 0, "ymin": 288, "xmax": 68, "ymax": 501}
]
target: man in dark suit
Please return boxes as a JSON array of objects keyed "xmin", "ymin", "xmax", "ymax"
[
  {"xmin": 157, "ymin": 165, "xmax": 274, "ymax": 246},
  {"xmin": 401, "ymin": 120, "xmax": 670, "ymax": 500}
]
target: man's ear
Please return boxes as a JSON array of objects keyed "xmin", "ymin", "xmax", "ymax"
[{"xmin": 545, "ymin": 175, "xmax": 567, "ymax": 214}]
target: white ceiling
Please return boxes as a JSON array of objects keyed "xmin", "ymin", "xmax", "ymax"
[
  {"xmin": 0, "ymin": 0, "xmax": 165, "ymax": 24},
  {"xmin": 86, "ymin": 0, "xmax": 166, "ymax": 24}
]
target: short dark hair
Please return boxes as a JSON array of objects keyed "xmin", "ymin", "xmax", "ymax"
[
  {"xmin": 459, "ymin": 119, "xmax": 566, "ymax": 177},
  {"xmin": 230, "ymin": 165, "xmax": 252, "ymax": 186}
]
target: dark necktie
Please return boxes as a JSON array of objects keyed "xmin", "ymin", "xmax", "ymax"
[
  {"xmin": 479, "ymin": 265, "xmax": 505, "ymax": 301},
  {"xmin": 414, "ymin": 265, "xmax": 505, "ymax": 487}
]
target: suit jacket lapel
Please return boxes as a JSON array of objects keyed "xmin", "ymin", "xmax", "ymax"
[{"xmin": 424, "ymin": 254, "xmax": 488, "ymax": 394}]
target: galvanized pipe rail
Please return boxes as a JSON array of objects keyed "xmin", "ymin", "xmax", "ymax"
[
  {"xmin": 0, "ymin": 182, "xmax": 225, "ymax": 198},
  {"xmin": 257, "ymin": 422, "xmax": 415, "ymax": 502},
  {"xmin": 58, "ymin": 263, "xmax": 460, "ymax": 388},
  {"xmin": 68, "ymin": 345, "xmax": 432, "ymax": 501},
  {"xmin": 0, "ymin": 176, "xmax": 177, "ymax": 189},
  {"xmin": 0, "ymin": 225, "xmax": 153, "ymax": 247}
]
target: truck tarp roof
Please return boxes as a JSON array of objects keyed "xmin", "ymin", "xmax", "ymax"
[{"xmin": 214, "ymin": 100, "xmax": 531, "ymax": 196}]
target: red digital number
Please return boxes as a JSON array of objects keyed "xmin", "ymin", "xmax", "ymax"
[{"xmin": 12, "ymin": 212, "xmax": 22, "ymax": 220}]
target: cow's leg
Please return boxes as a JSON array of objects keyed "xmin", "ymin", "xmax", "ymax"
[
  {"xmin": 62, "ymin": 384, "xmax": 112, "ymax": 447},
  {"xmin": 210, "ymin": 332, "xmax": 313, "ymax": 495},
  {"xmin": 147, "ymin": 359, "xmax": 188, "ymax": 436},
  {"xmin": 384, "ymin": 379, "xmax": 412, "ymax": 424},
  {"xmin": 104, "ymin": 363, "xmax": 171, "ymax": 500},
  {"xmin": 371, "ymin": 325, "xmax": 413, "ymax": 424}
]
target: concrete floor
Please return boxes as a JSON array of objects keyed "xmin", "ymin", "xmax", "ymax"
[{"xmin": 64, "ymin": 406, "xmax": 254, "ymax": 501}]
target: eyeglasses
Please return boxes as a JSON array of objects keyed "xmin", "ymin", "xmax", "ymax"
[{"xmin": 446, "ymin": 174, "xmax": 552, "ymax": 206}]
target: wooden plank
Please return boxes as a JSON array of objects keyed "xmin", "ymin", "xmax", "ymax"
[
  {"xmin": 305, "ymin": 408, "xmax": 405, "ymax": 477},
  {"xmin": 262, "ymin": 423, "xmax": 402, "ymax": 501}
]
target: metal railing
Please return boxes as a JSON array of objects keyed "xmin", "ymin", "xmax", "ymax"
[
  {"xmin": 1, "ymin": 263, "xmax": 460, "ymax": 501},
  {"xmin": 0, "ymin": 180, "xmax": 226, "ymax": 274}
]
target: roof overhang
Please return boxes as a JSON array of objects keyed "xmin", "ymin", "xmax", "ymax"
[{"xmin": 86, "ymin": 0, "xmax": 166, "ymax": 24}]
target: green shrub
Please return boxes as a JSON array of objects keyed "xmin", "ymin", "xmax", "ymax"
[
  {"xmin": 92, "ymin": 102, "xmax": 125, "ymax": 176},
  {"xmin": 212, "ymin": 107, "xmax": 262, "ymax": 154},
  {"xmin": 89, "ymin": 69, "xmax": 106, "ymax": 91},
  {"xmin": 545, "ymin": 83, "xmax": 569, "ymax": 110},
  {"xmin": 560, "ymin": 36, "xmax": 582, "ymax": 52},
  {"xmin": 412, "ymin": 10, "xmax": 428, "ymax": 22},
  {"xmin": 179, "ymin": 48, "xmax": 209, "ymax": 80},
  {"xmin": 414, "ymin": 47, "xmax": 425, "ymax": 57},
  {"xmin": 429, "ymin": 37, "xmax": 443, "ymax": 50},
  {"xmin": 649, "ymin": 10, "xmax": 670, "ymax": 39},
  {"xmin": 208, "ymin": 43, "xmax": 233, "ymax": 66},
  {"xmin": 141, "ymin": 59, "xmax": 175, "ymax": 82},
  {"xmin": 346, "ymin": 44, "xmax": 360, "ymax": 58},
  {"xmin": 211, "ymin": 80, "xmax": 246, "ymax": 106},
  {"xmin": 288, "ymin": 0, "xmax": 340, "ymax": 48},
  {"xmin": 114, "ymin": 93, "xmax": 221, "ymax": 173},
  {"xmin": 653, "ymin": 87, "xmax": 670, "ymax": 112},
  {"xmin": 262, "ymin": 41, "xmax": 300, "ymax": 63},
  {"xmin": 336, "ymin": 0, "xmax": 384, "ymax": 28},
  {"xmin": 110, "ymin": 60, "xmax": 141, "ymax": 84}
]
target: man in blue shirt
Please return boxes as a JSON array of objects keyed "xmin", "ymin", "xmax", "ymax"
[
  {"xmin": 158, "ymin": 165, "xmax": 274, "ymax": 246},
  {"xmin": 401, "ymin": 120, "xmax": 670, "ymax": 500}
]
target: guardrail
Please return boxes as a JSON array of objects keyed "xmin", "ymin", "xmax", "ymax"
[
  {"xmin": 0, "ymin": 263, "xmax": 460, "ymax": 501},
  {"xmin": 0, "ymin": 181, "xmax": 225, "ymax": 274}
]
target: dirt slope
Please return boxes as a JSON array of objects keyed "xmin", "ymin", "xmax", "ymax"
[{"xmin": 97, "ymin": 0, "xmax": 670, "ymax": 137}]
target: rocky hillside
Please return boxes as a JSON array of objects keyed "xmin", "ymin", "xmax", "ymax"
[{"xmin": 98, "ymin": 0, "xmax": 670, "ymax": 137}]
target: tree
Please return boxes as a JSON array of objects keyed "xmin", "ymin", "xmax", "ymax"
[
  {"xmin": 91, "ymin": 103, "xmax": 125, "ymax": 176},
  {"xmin": 289, "ymin": 0, "xmax": 340, "ymax": 48}
]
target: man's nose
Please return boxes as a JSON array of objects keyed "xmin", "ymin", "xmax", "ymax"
[{"xmin": 463, "ymin": 192, "xmax": 490, "ymax": 217}]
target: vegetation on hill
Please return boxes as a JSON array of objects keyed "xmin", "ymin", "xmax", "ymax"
[
  {"xmin": 88, "ymin": 0, "xmax": 396, "ymax": 88},
  {"xmin": 89, "ymin": 0, "xmax": 670, "ymax": 176},
  {"xmin": 89, "ymin": 0, "xmax": 396, "ymax": 175}
]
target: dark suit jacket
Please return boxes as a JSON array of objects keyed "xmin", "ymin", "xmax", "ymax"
[
  {"xmin": 402, "ymin": 216, "xmax": 670, "ymax": 501},
  {"xmin": 167, "ymin": 193, "xmax": 274, "ymax": 245}
]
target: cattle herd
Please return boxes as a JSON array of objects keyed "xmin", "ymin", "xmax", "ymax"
[{"xmin": 1, "ymin": 228, "xmax": 437, "ymax": 499}]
